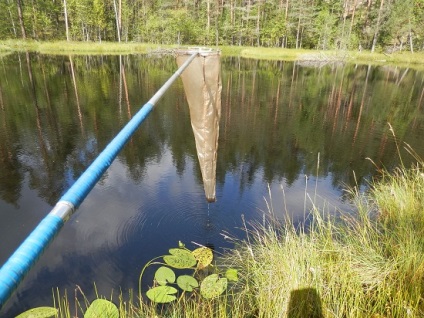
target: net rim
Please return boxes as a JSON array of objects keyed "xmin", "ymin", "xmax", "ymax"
[{"xmin": 176, "ymin": 47, "xmax": 221, "ymax": 57}]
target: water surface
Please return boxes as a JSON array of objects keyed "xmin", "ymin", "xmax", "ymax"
[{"xmin": 1, "ymin": 53, "xmax": 423, "ymax": 316}]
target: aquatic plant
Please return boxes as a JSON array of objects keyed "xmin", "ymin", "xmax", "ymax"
[
  {"xmin": 139, "ymin": 243, "xmax": 238, "ymax": 304},
  {"xmin": 15, "ymin": 298, "xmax": 118, "ymax": 318},
  {"xmin": 15, "ymin": 307, "xmax": 57, "ymax": 318}
]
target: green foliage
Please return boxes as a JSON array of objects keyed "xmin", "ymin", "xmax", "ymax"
[
  {"xmin": 200, "ymin": 274, "xmax": 228, "ymax": 299},
  {"xmin": 1, "ymin": 0, "xmax": 424, "ymax": 51},
  {"xmin": 314, "ymin": 8, "xmax": 337, "ymax": 50},
  {"xmin": 225, "ymin": 268, "xmax": 239, "ymax": 282},
  {"xmin": 177, "ymin": 275, "xmax": 199, "ymax": 292},
  {"xmin": 141, "ymin": 243, "xmax": 238, "ymax": 304},
  {"xmin": 84, "ymin": 299, "xmax": 119, "ymax": 318},
  {"xmin": 146, "ymin": 286, "xmax": 178, "ymax": 303},
  {"xmin": 192, "ymin": 246, "xmax": 214, "ymax": 269},
  {"xmin": 163, "ymin": 248, "xmax": 197, "ymax": 269},
  {"xmin": 16, "ymin": 307, "xmax": 57, "ymax": 318},
  {"xmin": 155, "ymin": 266, "xmax": 176, "ymax": 286}
]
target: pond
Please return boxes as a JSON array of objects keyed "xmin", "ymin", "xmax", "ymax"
[{"xmin": 0, "ymin": 53, "xmax": 423, "ymax": 316}]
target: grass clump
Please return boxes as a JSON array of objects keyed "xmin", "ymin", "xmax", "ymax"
[{"xmin": 223, "ymin": 156, "xmax": 424, "ymax": 317}]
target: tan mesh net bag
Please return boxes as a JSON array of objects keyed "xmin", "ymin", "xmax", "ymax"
[{"xmin": 176, "ymin": 49, "xmax": 222, "ymax": 202}]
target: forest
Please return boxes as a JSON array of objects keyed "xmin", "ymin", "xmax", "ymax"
[{"xmin": 0, "ymin": 0, "xmax": 423, "ymax": 53}]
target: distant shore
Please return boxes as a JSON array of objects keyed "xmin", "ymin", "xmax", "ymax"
[{"xmin": 1, "ymin": 40, "xmax": 424, "ymax": 69}]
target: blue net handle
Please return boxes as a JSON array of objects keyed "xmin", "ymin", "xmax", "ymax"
[{"xmin": 0, "ymin": 214, "xmax": 64, "ymax": 306}]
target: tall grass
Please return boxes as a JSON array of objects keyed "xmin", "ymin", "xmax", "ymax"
[
  {"xmin": 222, "ymin": 149, "xmax": 424, "ymax": 317},
  {"xmin": 0, "ymin": 40, "xmax": 161, "ymax": 55}
]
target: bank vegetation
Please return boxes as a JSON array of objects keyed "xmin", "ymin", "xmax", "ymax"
[
  {"xmin": 1, "ymin": 40, "xmax": 424, "ymax": 70},
  {"xmin": 1, "ymin": 1, "xmax": 424, "ymax": 54}
]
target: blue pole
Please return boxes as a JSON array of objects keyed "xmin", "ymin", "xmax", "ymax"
[{"xmin": 0, "ymin": 50, "xmax": 199, "ymax": 309}]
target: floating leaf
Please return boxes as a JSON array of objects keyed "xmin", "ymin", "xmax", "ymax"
[
  {"xmin": 178, "ymin": 241, "xmax": 185, "ymax": 248},
  {"xmin": 16, "ymin": 307, "xmax": 57, "ymax": 318},
  {"xmin": 192, "ymin": 247, "xmax": 213, "ymax": 269},
  {"xmin": 155, "ymin": 266, "xmax": 176, "ymax": 286},
  {"xmin": 177, "ymin": 275, "xmax": 199, "ymax": 292},
  {"xmin": 225, "ymin": 268, "xmax": 239, "ymax": 282},
  {"xmin": 200, "ymin": 274, "xmax": 228, "ymax": 299},
  {"xmin": 84, "ymin": 299, "xmax": 119, "ymax": 318},
  {"xmin": 146, "ymin": 286, "xmax": 178, "ymax": 303},
  {"xmin": 163, "ymin": 248, "xmax": 196, "ymax": 269}
]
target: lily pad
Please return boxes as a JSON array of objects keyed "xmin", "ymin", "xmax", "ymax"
[
  {"xmin": 163, "ymin": 248, "xmax": 197, "ymax": 269},
  {"xmin": 177, "ymin": 275, "xmax": 199, "ymax": 292},
  {"xmin": 84, "ymin": 299, "xmax": 119, "ymax": 318},
  {"xmin": 16, "ymin": 307, "xmax": 57, "ymax": 318},
  {"xmin": 225, "ymin": 268, "xmax": 239, "ymax": 282},
  {"xmin": 146, "ymin": 285, "xmax": 178, "ymax": 303},
  {"xmin": 155, "ymin": 266, "xmax": 176, "ymax": 285},
  {"xmin": 200, "ymin": 274, "xmax": 228, "ymax": 299},
  {"xmin": 192, "ymin": 247, "xmax": 213, "ymax": 269}
]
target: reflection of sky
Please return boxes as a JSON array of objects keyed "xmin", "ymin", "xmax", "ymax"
[{"xmin": 1, "ymin": 144, "xmax": 353, "ymax": 317}]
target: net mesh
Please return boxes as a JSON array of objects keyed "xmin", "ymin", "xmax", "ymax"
[{"xmin": 176, "ymin": 50, "xmax": 222, "ymax": 202}]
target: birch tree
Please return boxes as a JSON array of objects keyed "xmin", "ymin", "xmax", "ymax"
[
  {"xmin": 63, "ymin": 0, "xmax": 70, "ymax": 41},
  {"xmin": 16, "ymin": 0, "xmax": 26, "ymax": 39},
  {"xmin": 371, "ymin": 0, "xmax": 385, "ymax": 52}
]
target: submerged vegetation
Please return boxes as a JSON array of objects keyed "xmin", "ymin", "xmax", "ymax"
[{"xmin": 19, "ymin": 143, "xmax": 424, "ymax": 317}]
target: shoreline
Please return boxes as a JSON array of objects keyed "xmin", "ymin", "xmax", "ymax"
[{"xmin": 1, "ymin": 40, "xmax": 424, "ymax": 69}]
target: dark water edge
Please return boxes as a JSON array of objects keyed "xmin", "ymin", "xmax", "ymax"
[{"xmin": 0, "ymin": 53, "xmax": 423, "ymax": 316}]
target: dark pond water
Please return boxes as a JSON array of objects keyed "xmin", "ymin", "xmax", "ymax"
[{"xmin": 0, "ymin": 53, "xmax": 423, "ymax": 316}]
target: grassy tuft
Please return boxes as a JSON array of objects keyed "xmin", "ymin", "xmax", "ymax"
[{"xmin": 223, "ymin": 156, "xmax": 424, "ymax": 317}]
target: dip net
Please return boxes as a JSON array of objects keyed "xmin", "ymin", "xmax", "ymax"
[{"xmin": 176, "ymin": 49, "xmax": 222, "ymax": 202}]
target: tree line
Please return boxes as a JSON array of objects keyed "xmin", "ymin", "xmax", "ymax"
[{"xmin": 1, "ymin": 0, "xmax": 423, "ymax": 52}]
